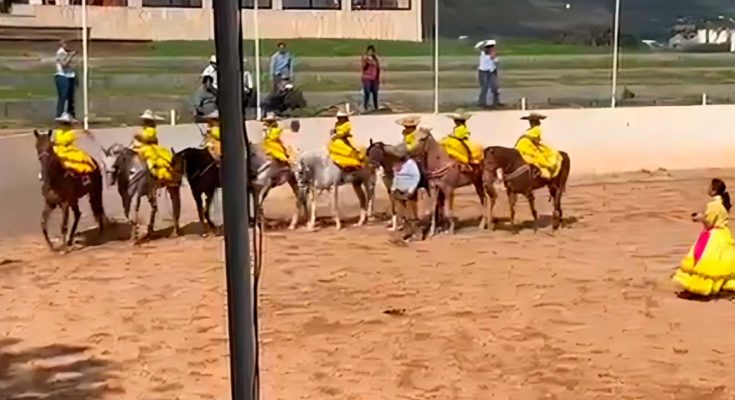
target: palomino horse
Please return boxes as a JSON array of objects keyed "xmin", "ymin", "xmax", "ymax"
[
  {"xmin": 101, "ymin": 144, "xmax": 183, "ymax": 242},
  {"xmin": 33, "ymin": 130, "xmax": 105, "ymax": 251},
  {"xmin": 295, "ymin": 151, "xmax": 376, "ymax": 231},
  {"xmin": 481, "ymin": 146, "xmax": 571, "ymax": 233},
  {"xmin": 176, "ymin": 147, "xmax": 220, "ymax": 235},
  {"xmin": 410, "ymin": 128, "xmax": 485, "ymax": 236}
]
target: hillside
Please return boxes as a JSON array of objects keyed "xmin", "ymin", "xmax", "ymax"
[{"xmin": 438, "ymin": 0, "xmax": 735, "ymax": 40}]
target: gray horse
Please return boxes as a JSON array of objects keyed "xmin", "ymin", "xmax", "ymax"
[
  {"xmin": 295, "ymin": 150, "xmax": 376, "ymax": 231},
  {"xmin": 101, "ymin": 144, "xmax": 183, "ymax": 242},
  {"xmin": 248, "ymin": 144, "xmax": 305, "ymax": 230}
]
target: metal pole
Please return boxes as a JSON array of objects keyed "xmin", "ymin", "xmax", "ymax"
[
  {"xmin": 212, "ymin": 1, "xmax": 254, "ymax": 400},
  {"xmin": 81, "ymin": 0, "xmax": 89, "ymax": 130},
  {"xmin": 432, "ymin": 0, "xmax": 439, "ymax": 114},
  {"xmin": 254, "ymin": 0, "xmax": 262, "ymax": 119},
  {"xmin": 610, "ymin": 0, "xmax": 621, "ymax": 108}
]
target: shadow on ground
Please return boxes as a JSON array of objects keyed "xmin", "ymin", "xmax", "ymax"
[{"xmin": 0, "ymin": 337, "xmax": 121, "ymax": 400}]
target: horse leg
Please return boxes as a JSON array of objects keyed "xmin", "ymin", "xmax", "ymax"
[
  {"xmin": 146, "ymin": 193, "xmax": 157, "ymax": 239},
  {"xmin": 549, "ymin": 185, "xmax": 563, "ymax": 230},
  {"xmin": 483, "ymin": 181, "xmax": 498, "ymax": 230},
  {"xmin": 41, "ymin": 202, "xmax": 56, "ymax": 251},
  {"xmin": 193, "ymin": 189, "xmax": 207, "ymax": 236},
  {"xmin": 60, "ymin": 203, "xmax": 70, "ymax": 252},
  {"xmin": 508, "ymin": 191, "xmax": 519, "ymax": 234},
  {"xmin": 306, "ymin": 185, "xmax": 318, "ymax": 231},
  {"xmin": 169, "ymin": 186, "xmax": 182, "ymax": 237},
  {"xmin": 427, "ymin": 185, "xmax": 439, "ymax": 237},
  {"xmin": 332, "ymin": 184, "xmax": 342, "ymax": 231},
  {"xmin": 445, "ymin": 188, "xmax": 456, "ymax": 235},
  {"xmin": 527, "ymin": 192, "xmax": 538, "ymax": 233},
  {"xmin": 474, "ymin": 181, "xmax": 487, "ymax": 230},
  {"xmin": 203, "ymin": 190, "xmax": 218, "ymax": 234},
  {"xmin": 287, "ymin": 175, "xmax": 301, "ymax": 230},
  {"xmin": 131, "ymin": 195, "xmax": 142, "ymax": 243},
  {"xmin": 353, "ymin": 182, "xmax": 368, "ymax": 227},
  {"xmin": 256, "ymin": 184, "xmax": 271, "ymax": 234},
  {"xmin": 67, "ymin": 201, "xmax": 82, "ymax": 247}
]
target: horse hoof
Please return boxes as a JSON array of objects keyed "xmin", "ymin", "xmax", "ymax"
[{"xmin": 288, "ymin": 224, "xmax": 297, "ymax": 231}]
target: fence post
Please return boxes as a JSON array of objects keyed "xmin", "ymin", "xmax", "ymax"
[
  {"xmin": 521, "ymin": 97, "xmax": 527, "ymax": 111},
  {"xmin": 701, "ymin": 93, "xmax": 707, "ymax": 106}
]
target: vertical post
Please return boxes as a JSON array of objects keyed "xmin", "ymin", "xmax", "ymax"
[
  {"xmin": 702, "ymin": 93, "xmax": 707, "ymax": 106},
  {"xmin": 432, "ymin": 0, "xmax": 439, "ymax": 114},
  {"xmin": 254, "ymin": 0, "xmax": 262, "ymax": 119},
  {"xmin": 610, "ymin": 0, "xmax": 621, "ymax": 108},
  {"xmin": 81, "ymin": 0, "xmax": 89, "ymax": 130},
  {"xmin": 521, "ymin": 97, "xmax": 527, "ymax": 111},
  {"xmin": 170, "ymin": 109, "xmax": 176, "ymax": 125},
  {"xmin": 212, "ymin": 2, "xmax": 254, "ymax": 400}
]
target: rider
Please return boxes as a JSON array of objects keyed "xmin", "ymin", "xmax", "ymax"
[
  {"xmin": 515, "ymin": 112, "xmax": 562, "ymax": 180},
  {"xmin": 327, "ymin": 106, "xmax": 364, "ymax": 170},
  {"xmin": 441, "ymin": 109, "xmax": 484, "ymax": 165},
  {"xmin": 201, "ymin": 109, "xmax": 221, "ymax": 162},
  {"xmin": 261, "ymin": 112, "xmax": 295, "ymax": 165},
  {"xmin": 131, "ymin": 109, "xmax": 174, "ymax": 183},
  {"xmin": 51, "ymin": 112, "xmax": 97, "ymax": 181},
  {"xmin": 396, "ymin": 115, "xmax": 420, "ymax": 152}
]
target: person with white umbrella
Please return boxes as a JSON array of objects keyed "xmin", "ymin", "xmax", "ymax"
[{"xmin": 475, "ymin": 39, "xmax": 501, "ymax": 108}]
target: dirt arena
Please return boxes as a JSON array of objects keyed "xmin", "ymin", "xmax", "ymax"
[{"xmin": 2, "ymin": 168, "xmax": 735, "ymax": 399}]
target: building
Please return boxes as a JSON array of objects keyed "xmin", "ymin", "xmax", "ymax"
[
  {"xmin": 0, "ymin": 0, "xmax": 423, "ymax": 41},
  {"xmin": 669, "ymin": 20, "xmax": 735, "ymax": 52}
]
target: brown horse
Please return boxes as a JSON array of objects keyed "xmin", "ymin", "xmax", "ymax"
[
  {"xmin": 481, "ymin": 146, "xmax": 571, "ymax": 233},
  {"xmin": 33, "ymin": 130, "xmax": 105, "ymax": 251},
  {"xmin": 410, "ymin": 128, "xmax": 485, "ymax": 235}
]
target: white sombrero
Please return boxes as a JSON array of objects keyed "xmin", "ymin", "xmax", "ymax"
[
  {"xmin": 474, "ymin": 39, "xmax": 497, "ymax": 49},
  {"xmin": 260, "ymin": 112, "xmax": 279, "ymax": 122},
  {"xmin": 209, "ymin": 54, "xmax": 217, "ymax": 63},
  {"xmin": 203, "ymin": 109, "xmax": 220, "ymax": 120},
  {"xmin": 140, "ymin": 109, "xmax": 165, "ymax": 121},
  {"xmin": 54, "ymin": 112, "xmax": 77, "ymax": 124}
]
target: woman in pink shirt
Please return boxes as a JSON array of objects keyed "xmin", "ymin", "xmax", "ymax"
[{"xmin": 361, "ymin": 45, "xmax": 381, "ymax": 111}]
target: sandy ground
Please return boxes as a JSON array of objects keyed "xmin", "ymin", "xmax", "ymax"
[{"xmin": 3, "ymin": 168, "xmax": 735, "ymax": 399}]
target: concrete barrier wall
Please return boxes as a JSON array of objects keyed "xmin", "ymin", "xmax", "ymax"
[{"xmin": 0, "ymin": 4, "xmax": 421, "ymax": 41}]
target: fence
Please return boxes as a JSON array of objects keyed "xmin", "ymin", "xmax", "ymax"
[{"xmin": 0, "ymin": 0, "xmax": 733, "ymax": 128}]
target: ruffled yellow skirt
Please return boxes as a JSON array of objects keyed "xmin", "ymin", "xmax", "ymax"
[
  {"xmin": 53, "ymin": 145, "xmax": 97, "ymax": 174},
  {"xmin": 674, "ymin": 227, "xmax": 735, "ymax": 296},
  {"xmin": 135, "ymin": 144, "xmax": 174, "ymax": 183},
  {"xmin": 440, "ymin": 137, "xmax": 484, "ymax": 165},
  {"xmin": 328, "ymin": 139, "xmax": 364, "ymax": 169}
]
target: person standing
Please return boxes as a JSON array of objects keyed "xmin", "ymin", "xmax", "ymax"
[
  {"xmin": 54, "ymin": 39, "xmax": 77, "ymax": 118},
  {"xmin": 270, "ymin": 41, "xmax": 294, "ymax": 93},
  {"xmin": 477, "ymin": 39, "xmax": 500, "ymax": 108},
  {"xmin": 201, "ymin": 55, "xmax": 218, "ymax": 89},
  {"xmin": 361, "ymin": 44, "xmax": 381, "ymax": 111}
]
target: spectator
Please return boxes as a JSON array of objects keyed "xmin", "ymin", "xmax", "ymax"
[
  {"xmin": 193, "ymin": 75, "xmax": 218, "ymax": 117},
  {"xmin": 361, "ymin": 44, "xmax": 381, "ymax": 111},
  {"xmin": 476, "ymin": 39, "xmax": 500, "ymax": 108},
  {"xmin": 269, "ymin": 41, "xmax": 294, "ymax": 93},
  {"xmin": 201, "ymin": 55, "xmax": 218, "ymax": 89},
  {"xmin": 55, "ymin": 39, "xmax": 77, "ymax": 118}
]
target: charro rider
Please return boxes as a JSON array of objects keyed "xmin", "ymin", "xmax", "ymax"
[
  {"xmin": 397, "ymin": 115, "xmax": 421, "ymax": 151},
  {"xmin": 261, "ymin": 112, "xmax": 296, "ymax": 165},
  {"xmin": 201, "ymin": 109, "xmax": 221, "ymax": 162},
  {"xmin": 327, "ymin": 105, "xmax": 365, "ymax": 170},
  {"xmin": 51, "ymin": 112, "xmax": 98, "ymax": 184},
  {"xmin": 515, "ymin": 112, "xmax": 562, "ymax": 181},
  {"xmin": 131, "ymin": 109, "xmax": 174, "ymax": 184},
  {"xmin": 441, "ymin": 108, "xmax": 484, "ymax": 166}
]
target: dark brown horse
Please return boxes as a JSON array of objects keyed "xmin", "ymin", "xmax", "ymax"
[
  {"xmin": 481, "ymin": 146, "xmax": 571, "ymax": 233},
  {"xmin": 410, "ymin": 128, "xmax": 485, "ymax": 235},
  {"xmin": 33, "ymin": 130, "xmax": 105, "ymax": 251}
]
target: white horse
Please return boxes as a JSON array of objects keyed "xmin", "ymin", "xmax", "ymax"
[{"xmin": 295, "ymin": 150, "xmax": 376, "ymax": 231}]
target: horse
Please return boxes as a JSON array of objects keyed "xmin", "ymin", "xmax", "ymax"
[
  {"xmin": 295, "ymin": 151, "xmax": 376, "ymax": 231},
  {"xmin": 33, "ymin": 130, "xmax": 105, "ymax": 251},
  {"xmin": 410, "ymin": 128, "xmax": 486, "ymax": 236},
  {"xmin": 176, "ymin": 147, "xmax": 220, "ymax": 236},
  {"xmin": 481, "ymin": 146, "xmax": 571, "ymax": 233},
  {"xmin": 248, "ymin": 145, "xmax": 305, "ymax": 230},
  {"xmin": 101, "ymin": 144, "xmax": 183, "ymax": 243}
]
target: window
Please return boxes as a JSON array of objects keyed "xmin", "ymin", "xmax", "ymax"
[
  {"xmin": 352, "ymin": 0, "xmax": 409, "ymax": 10},
  {"xmin": 240, "ymin": 0, "xmax": 272, "ymax": 9},
  {"xmin": 282, "ymin": 0, "xmax": 340, "ymax": 10},
  {"xmin": 69, "ymin": 0, "xmax": 128, "ymax": 5},
  {"xmin": 142, "ymin": 0, "xmax": 202, "ymax": 8}
]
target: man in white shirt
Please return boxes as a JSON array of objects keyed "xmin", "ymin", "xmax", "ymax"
[
  {"xmin": 477, "ymin": 39, "xmax": 500, "ymax": 108},
  {"xmin": 201, "ymin": 55, "xmax": 218, "ymax": 89},
  {"xmin": 55, "ymin": 39, "xmax": 77, "ymax": 118}
]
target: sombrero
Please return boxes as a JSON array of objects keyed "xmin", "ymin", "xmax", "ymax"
[
  {"xmin": 396, "ymin": 115, "xmax": 421, "ymax": 127},
  {"xmin": 521, "ymin": 112, "xmax": 547, "ymax": 121},
  {"xmin": 140, "ymin": 109, "xmax": 165, "ymax": 121},
  {"xmin": 260, "ymin": 112, "xmax": 280, "ymax": 122},
  {"xmin": 446, "ymin": 108, "xmax": 472, "ymax": 121},
  {"xmin": 203, "ymin": 109, "xmax": 220, "ymax": 120}
]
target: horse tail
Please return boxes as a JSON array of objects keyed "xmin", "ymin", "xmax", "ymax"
[
  {"xmin": 558, "ymin": 151, "xmax": 571, "ymax": 194},
  {"xmin": 89, "ymin": 165, "xmax": 106, "ymax": 222}
]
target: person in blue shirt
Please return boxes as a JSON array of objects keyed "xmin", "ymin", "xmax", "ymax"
[{"xmin": 270, "ymin": 41, "xmax": 294, "ymax": 93}]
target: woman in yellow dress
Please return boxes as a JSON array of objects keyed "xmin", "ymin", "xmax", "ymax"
[
  {"xmin": 515, "ymin": 113, "xmax": 562, "ymax": 180},
  {"xmin": 441, "ymin": 109, "xmax": 483, "ymax": 165},
  {"xmin": 51, "ymin": 112, "xmax": 97, "ymax": 176},
  {"xmin": 201, "ymin": 110, "xmax": 221, "ymax": 161},
  {"xmin": 132, "ymin": 109, "xmax": 174, "ymax": 183},
  {"xmin": 327, "ymin": 107, "xmax": 364, "ymax": 169},
  {"xmin": 674, "ymin": 178, "xmax": 735, "ymax": 297},
  {"xmin": 261, "ymin": 112, "xmax": 294, "ymax": 164}
]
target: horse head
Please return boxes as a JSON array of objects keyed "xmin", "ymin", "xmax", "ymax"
[
  {"xmin": 33, "ymin": 129, "xmax": 53, "ymax": 156},
  {"xmin": 411, "ymin": 127, "xmax": 435, "ymax": 156},
  {"xmin": 366, "ymin": 139, "xmax": 386, "ymax": 169},
  {"xmin": 100, "ymin": 143, "xmax": 127, "ymax": 186}
]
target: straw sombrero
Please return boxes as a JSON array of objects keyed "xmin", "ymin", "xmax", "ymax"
[
  {"xmin": 446, "ymin": 109, "xmax": 472, "ymax": 121},
  {"xmin": 203, "ymin": 109, "xmax": 220, "ymax": 120},
  {"xmin": 260, "ymin": 112, "xmax": 280, "ymax": 122},
  {"xmin": 140, "ymin": 109, "xmax": 165, "ymax": 121},
  {"xmin": 520, "ymin": 112, "xmax": 547, "ymax": 121},
  {"xmin": 396, "ymin": 115, "xmax": 421, "ymax": 127},
  {"xmin": 54, "ymin": 112, "xmax": 77, "ymax": 124}
]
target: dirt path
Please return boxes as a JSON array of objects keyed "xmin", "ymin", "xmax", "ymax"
[{"xmin": 2, "ymin": 169, "xmax": 735, "ymax": 399}]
